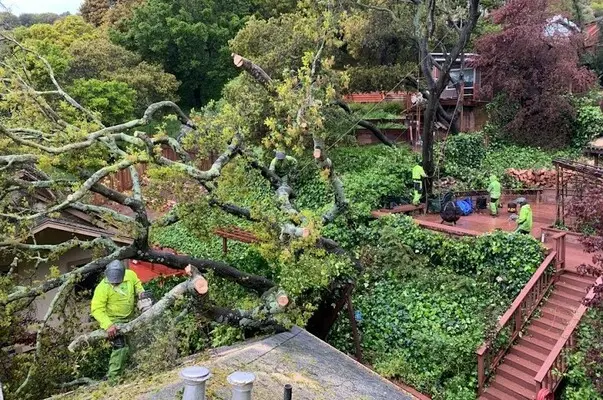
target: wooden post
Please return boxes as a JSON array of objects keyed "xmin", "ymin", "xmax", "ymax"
[
  {"xmin": 561, "ymin": 168, "xmax": 565, "ymax": 226},
  {"xmin": 346, "ymin": 291, "xmax": 363, "ymax": 364},
  {"xmin": 222, "ymin": 237, "xmax": 228, "ymax": 255},
  {"xmin": 477, "ymin": 351, "xmax": 485, "ymax": 395},
  {"xmin": 514, "ymin": 309, "xmax": 523, "ymax": 336},
  {"xmin": 555, "ymin": 165, "xmax": 561, "ymax": 224}
]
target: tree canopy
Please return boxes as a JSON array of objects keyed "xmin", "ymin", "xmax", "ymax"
[
  {"xmin": 110, "ymin": 0, "xmax": 257, "ymax": 106},
  {"xmin": 475, "ymin": 0, "xmax": 597, "ymax": 147}
]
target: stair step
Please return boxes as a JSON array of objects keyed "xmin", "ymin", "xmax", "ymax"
[
  {"xmin": 491, "ymin": 375, "xmax": 535, "ymax": 399},
  {"xmin": 522, "ymin": 335, "xmax": 555, "ymax": 353},
  {"xmin": 541, "ymin": 304, "xmax": 574, "ymax": 317},
  {"xmin": 556, "ymin": 277, "xmax": 590, "ymax": 291},
  {"xmin": 545, "ymin": 298, "xmax": 578, "ymax": 313},
  {"xmin": 481, "ymin": 385, "xmax": 519, "ymax": 400},
  {"xmin": 497, "ymin": 363, "xmax": 536, "ymax": 386},
  {"xmin": 531, "ymin": 318, "xmax": 565, "ymax": 333},
  {"xmin": 549, "ymin": 291, "xmax": 584, "ymax": 304},
  {"xmin": 560, "ymin": 273, "xmax": 595, "ymax": 287},
  {"xmin": 540, "ymin": 308, "xmax": 571, "ymax": 324},
  {"xmin": 540, "ymin": 311, "xmax": 571, "ymax": 327},
  {"xmin": 556, "ymin": 283, "xmax": 587, "ymax": 299},
  {"xmin": 527, "ymin": 325, "xmax": 560, "ymax": 344},
  {"xmin": 504, "ymin": 353, "xmax": 541, "ymax": 375},
  {"xmin": 513, "ymin": 344, "xmax": 548, "ymax": 364}
]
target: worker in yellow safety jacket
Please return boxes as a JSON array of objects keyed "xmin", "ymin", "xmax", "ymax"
[
  {"xmin": 487, "ymin": 175, "xmax": 502, "ymax": 216},
  {"xmin": 269, "ymin": 150, "xmax": 298, "ymax": 185},
  {"xmin": 513, "ymin": 197, "xmax": 533, "ymax": 235},
  {"xmin": 91, "ymin": 260, "xmax": 152, "ymax": 381},
  {"xmin": 411, "ymin": 162, "xmax": 427, "ymax": 206}
]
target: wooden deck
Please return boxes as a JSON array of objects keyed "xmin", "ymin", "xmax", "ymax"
[{"xmin": 371, "ymin": 204, "xmax": 425, "ymax": 218}]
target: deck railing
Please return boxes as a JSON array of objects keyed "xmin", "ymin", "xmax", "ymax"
[
  {"xmin": 476, "ymin": 233, "xmax": 566, "ymax": 395},
  {"xmin": 534, "ymin": 276, "xmax": 602, "ymax": 395}
]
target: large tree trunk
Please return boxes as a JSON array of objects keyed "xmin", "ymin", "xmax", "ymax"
[{"xmin": 422, "ymin": 94, "xmax": 440, "ymax": 193}]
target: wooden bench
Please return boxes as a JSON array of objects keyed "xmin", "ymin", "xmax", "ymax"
[
  {"xmin": 214, "ymin": 226, "xmax": 259, "ymax": 254},
  {"xmin": 371, "ymin": 203, "xmax": 425, "ymax": 218},
  {"xmin": 414, "ymin": 220, "xmax": 481, "ymax": 237}
]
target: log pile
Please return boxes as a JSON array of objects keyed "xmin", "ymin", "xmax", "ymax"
[
  {"xmin": 434, "ymin": 176, "xmax": 458, "ymax": 192},
  {"xmin": 505, "ymin": 169, "xmax": 573, "ymax": 188}
]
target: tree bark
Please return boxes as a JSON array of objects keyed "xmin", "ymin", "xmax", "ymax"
[{"xmin": 138, "ymin": 249, "xmax": 275, "ymax": 294}]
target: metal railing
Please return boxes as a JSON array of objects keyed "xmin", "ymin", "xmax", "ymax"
[{"xmin": 476, "ymin": 233, "xmax": 566, "ymax": 395}]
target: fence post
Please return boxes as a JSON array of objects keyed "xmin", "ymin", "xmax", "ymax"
[{"xmin": 477, "ymin": 350, "xmax": 485, "ymax": 395}]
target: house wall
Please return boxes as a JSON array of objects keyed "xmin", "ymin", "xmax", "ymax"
[{"xmin": 5, "ymin": 229, "xmax": 95, "ymax": 323}]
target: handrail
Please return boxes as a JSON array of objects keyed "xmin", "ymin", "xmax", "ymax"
[
  {"xmin": 476, "ymin": 245, "xmax": 561, "ymax": 395},
  {"xmin": 494, "ymin": 251, "xmax": 557, "ymax": 338},
  {"xmin": 534, "ymin": 276, "xmax": 602, "ymax": 395}
]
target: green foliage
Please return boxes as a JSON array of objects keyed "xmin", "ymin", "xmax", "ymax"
[
  {"xmin": 572, "ymin": 104, "xmax": 603, "ymax": 148},
  {"xmin": 297, "ymin": 145, "xmax": 415, "ymax": 220},
  {"xmin": 151, "ymin": 223, "xmax": 272, "ymax": 278},
  {"xmin": 561, "ymin": 309, "xmax": 603, "ymax": 400},
  {"xmin": 369, "ymin": 216, "xmax": 545, "ymax": 298},
  {"xmin": 329, "ymin": 218, "xmax": 544, "ymax": 399},
  {"xmin": 346, "ymin": 64, "xmax": 416, "ymax": 93},
  {"xmin": 112, "ymin": 0, "xmax": 254, "ymax": 106},
  {"xmin": 439, "ymin": 132, "xmax": 581, "ymax": 190},
  {"xmin": 209, "ymin": 324, "xmax": 244, "ymax": 348},
  {"xmin": 69, "ymin": 79, "xmax": 137, "ymax": 125}
]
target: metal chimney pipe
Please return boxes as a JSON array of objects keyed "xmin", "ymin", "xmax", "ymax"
[
  {"xmin": 283, "ymin": 384, "xmax": 292, "ymax": 400},
  {"xmin": 180, "ymin": 366, "xmax": 211, "ymax": 400},
  {"xmin": 227, "ymin": 371, "xmax": 256, "ymax": 400}
]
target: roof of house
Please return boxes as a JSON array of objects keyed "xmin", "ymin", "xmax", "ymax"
[
  {"xmin": 55, "ymin": 327, "xmax": 416, "ymax": 400},
  {"xmin": 585, "ymin": 136, "xmax": 603, "ymax": 155}
]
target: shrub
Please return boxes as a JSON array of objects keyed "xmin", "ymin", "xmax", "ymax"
[{"xmin": 329, "ymin": 217, "xmax": 545, "ymax": 398}]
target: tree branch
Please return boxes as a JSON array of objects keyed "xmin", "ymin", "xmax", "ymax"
[{"xmin": 138, "ymin": 249, "xmax": 275, "ymax": 294}]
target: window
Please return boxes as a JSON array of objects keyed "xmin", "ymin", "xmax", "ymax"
[{"xmin": 447, "ymin": 68, "xmax": 475, "ymax": 89}]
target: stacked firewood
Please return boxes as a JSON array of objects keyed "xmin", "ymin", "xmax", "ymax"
[
  {"xmin": 434, "ymin": 176, "xmax": 458, "ymax": 191},
  {"xmin": 505, "ymin": 169, "xmax": 574, "ymax": 188}
]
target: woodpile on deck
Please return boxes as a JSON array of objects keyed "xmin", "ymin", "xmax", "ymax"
[{"xmin": 506, "ymin": 168, "xmax": 574, "ymax": 188}]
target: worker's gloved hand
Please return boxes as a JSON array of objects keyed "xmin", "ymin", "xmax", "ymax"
[
  {"xmin": 509, "ymin": 213, "xmax": 518, "ymax": 221},
  {"xmin": 137, "ymin": 291, "xmax": 153, "ymax": 313},
  {"xmin": 107, "ymin": 325, "xmax": 119, "ymax": 339}
]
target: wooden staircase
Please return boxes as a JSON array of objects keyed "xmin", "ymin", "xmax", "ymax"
[
  {"xmin": 479, "ymin": 270, "xmax": 595, "ymax": 400},
  {"xmin": 476, "ymin": 232, "xmax": 600, "ymax": 400}
]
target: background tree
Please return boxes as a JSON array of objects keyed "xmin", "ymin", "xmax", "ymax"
[
  {"xmin": 80, "ymin": 0, "xmax": 143, "ymax": 27},
  {"xmin": 8, "ymin": 16, "xmax": 179, "ymax": 118},
  {"xmin": 111, "ymin": 0, "xmax": 256, "ymax": 107},
  {"xmin": 475, "ymin": 0, "xmax": 597, "ymax": 148},
  {"xmin": 355, "ymin": 0, "xmax": 483, "ymax": 192}
]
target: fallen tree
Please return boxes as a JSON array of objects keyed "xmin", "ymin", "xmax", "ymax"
[{"xmin": 0, "ymin": 23, "xmax": 359, "ymax": 398}]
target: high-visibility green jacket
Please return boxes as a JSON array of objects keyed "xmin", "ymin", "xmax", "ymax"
[
  {"xmin": 487, "ymin": 175, "xmax": 501, "ymax": 199},
  {"xmin": 412, "ymin": 164, "xmax": 427, "ymax": 181},
  {"xmin": 516, "ymin": 204, "xmax": 533, "ymax": 233},
  {"xmin": 91, "ymin": 269, "xmax": 144, "ymax": 330},
  {"xmin": 269, "ymin": 156, "xmax": 297, "ymax": 178}
]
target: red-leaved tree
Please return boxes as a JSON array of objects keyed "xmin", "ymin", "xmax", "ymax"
[{"xmin": 475, "ymin": 0, "xmax": 597, "ymax": 147}]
